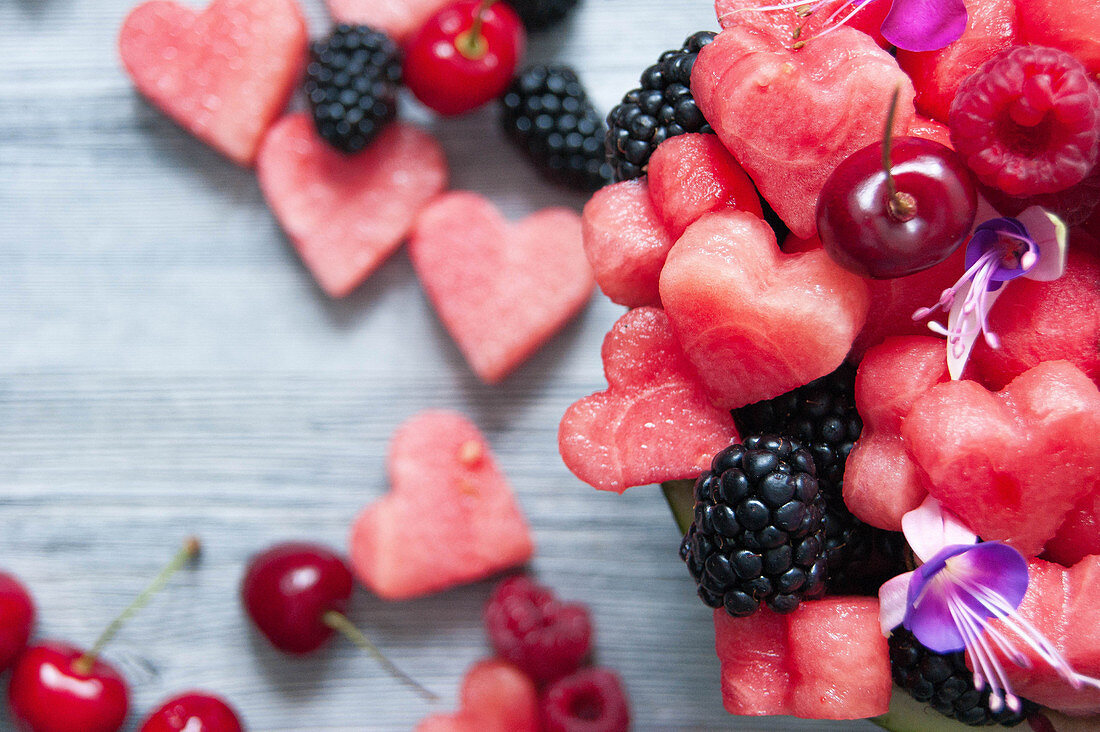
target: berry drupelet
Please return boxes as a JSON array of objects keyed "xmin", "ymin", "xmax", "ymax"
[
  {"xmin": 503, "ymin": 0, "xmax": 580, "ymax": 31},
  {"xmin": 605, "ymin": 31, "xmax": 716, "ymax": 182},
  {"xmin": 304, "ymin": 25, "xmax": 402, "ymax": 154},
  {"xmin": 890, "ymin": 627, "xmax": 1037, "ymax": 727},
  {"xmin": 681, "ymin": 435, "xmax": 828, "ymax": 617},
  {"xmin": 500, "ymin": 64, "xmax": 612, "ymax": 191}
]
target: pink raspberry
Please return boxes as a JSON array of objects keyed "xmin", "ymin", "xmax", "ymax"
[
  {"xmin": 949, "ymin": 45, "xmax": 1100, "ymax": 196},
  {"xmin": 540, "ymin": 668, "xmax": 631, "ymax": 732},
  {"xmin": 484, "ymin": 575, "xmax": 593, "ymax": 684}
]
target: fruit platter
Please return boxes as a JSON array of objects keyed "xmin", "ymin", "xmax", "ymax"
[{"xmin": 2, "ymin": 0, "xmax": 1099, "ymax": 728}]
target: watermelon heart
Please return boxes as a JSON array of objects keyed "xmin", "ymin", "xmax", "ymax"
[
  {"xmin": 903, "ymin": 360, "xmax": 1100, "ymax": 557},
  {"xmin": 558, "ymin": 307, "xmax": 739, "ymax": 493},
  {"xmin": 715, "ymin": 0, "xmax": 891, "ymax": 48},
  {"xmin": 691, "ymin": 24, "xmax": 915, "ymax": 238},
  {"xmin": 256, "ymin": 113, "xmax": 448, "ymax": 298},
  {"xmin": 659, "ymin": 210, "xmax": 870, "ymax": 410},
  {"xmin": 416, "ymin": 659, "xmax": 539, "ymax": 732},
  {"xmin": 349, "ymin": 410, "xmax": 534, "ymax": 601},
  {"xmin": 409, "ymin": 192, "xmax": 594, "ymax": 384},
  {"xmin": 119, "ymin": 0, "xmax": 308, "ymax": 166},
  {"xmin": 325, "ymin": 0, "xmax": 451, "ymax": 43},
  {"xmin": 843, "ymin": 336, "xmax": 949, "ymax": 532}
]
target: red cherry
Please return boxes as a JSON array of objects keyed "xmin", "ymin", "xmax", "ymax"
[
  {"xmin": 241, "ymin": 542, "xmax": 436, "ymax": 700},
  {"xmin": 138, "ymin": 691, "xmax": 243, "ymax": 732},
  {"xmin": 6, "ymin": 539, "xmax": 199, "ymax": 732},
  {"xmin": 0, "ymin": 571, "xmax": 35, "ymax": 672},
  {"xmin": 404, "ymin": 0, "xmax": 525, "ymax": 116},
  {"xmin": 816, "ymin": 136, "xmax": 977, "ymax": 279},
  {"xmin": 8, "ymin": 641, "xmax": 129, "ymax": 732},
  {"xmin": 241, "ymin": 542, "xmax": 353, "ymax": 654}
]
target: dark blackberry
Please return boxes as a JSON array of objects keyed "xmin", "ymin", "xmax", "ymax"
[
  {"xmin": 680, "ymin": 435, "xmax": 828, "ymax": 617},
  {"xmin": 605, "ymin": 31, "xmax": 716, "ymax": 182},
  {"xmin": 304, "ymin": 25, "xmax": 402, "ymax": 154},
  {"xmin": 890, "ymin": 627, "xmax": 1037, "ymax": 727},
  {"xmin": 502, "ymin": 0, "xmax": 580, "ymax": 31},
  {"xmin": 500, "ymin": 64, "xmax": 612, "ymax": 191},
  {"xmin": 733, "ymin": 363, "xmax": 862, "ymax": 499},
  {"xmin": 824, "ymin": 509, "xmax": 908, "ymax": 596},
  {"xmin": 733, "ymin": 365, "xmax": 907, "ymax": 594}
]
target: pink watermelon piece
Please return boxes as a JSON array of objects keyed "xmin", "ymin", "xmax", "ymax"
[
  {"xmin": 907, "ymin": 115, "xmax": 954, "ymax": 149},
  {"xmin": 659, "ymin": 210, "xmax": 869, "ymax": 409},
  {"xmin": 713, "ymin": 598, "xmax": 891, "ymax": 720},
  {"xmin": 558, "ymin": 307, "xmax": 739, "ymax": 493},
  {"xmin": 325, "ymin": 0, "xmax": 450, "ymax": 44},
  {"xmin": 256, "ymin": 113, "xmax": 448, "ymax": 298},
  {"xmin": 714, "ymin": 0, "xmax": 890, "ymax": 48},
  {"xmin": 646, "ymin": 133, "xmax": 764, "ymax": 241},
  {"xmin": 691, "ymin": 24, "xmax": 915, "ymax": 238},
  {"xmin": 713, "ymin": 607, "xmax": 791, "ymax": 716},
  {"xmin": 994, "ymin": 557, "xmax": 1100, "ymax": 717},
  {"xmin": 581, "ymin": 180, "xmax": 671, "ymax": 308},
  {"xmin": 896, "ymin": 0, "xmax": 1018, "ymax": 123},
  {"xmin": 416, "ymin": 659, "xmax": 539, "ymax": 732},
  {"xmin": 903, "ymin": 361, "xmax": 1100, "ymax": 556},
  {"xmin": 1018, "ymin": 0, "xmax": 1100, "ymax": 76},
  {"xmin": 119, "ymin": 0, "xmax": 307, "ymax": 166},
  {"xmin": 349, "ymin": 410, "xmax": 534, "ymax": 600},
  {"xmin": 1045, "ymin": 490, "xmax": 1100, "ymax": 567},
  {"xmin": 844, "ymin": 336, "xmax": 949, "ymax": 531},
  {"xmin": 969, "ymin": 245, "xmax": 1100, "ymax": 390},
  {"xmin": 409, "ymin": 192, "xmax": 594, "ymax": 384}
]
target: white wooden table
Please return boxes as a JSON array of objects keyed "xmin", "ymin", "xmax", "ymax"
[{"xmin": 0, "ymin": 0, "xmax": 866, "ymax": 727}]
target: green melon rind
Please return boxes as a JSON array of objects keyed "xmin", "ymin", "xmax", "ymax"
[{"xmin": 661, "ymin": 479, "xmax": 695, "ymax": 535}]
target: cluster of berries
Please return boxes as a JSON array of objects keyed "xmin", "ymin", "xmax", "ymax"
[
  {"xmin": 418, "ymin": 575, "xmax": 630, "ymax": 731},
  {"xmin": 304, "ymin": 0, "xmax": 613, "ymax": 191}
]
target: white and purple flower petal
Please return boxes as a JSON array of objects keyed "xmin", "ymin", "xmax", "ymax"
[
  {"xmin": 913, "ymin": 207, "xmax": 1069, "ymax": 379},
  {"xmin": 902, "ymin": 495, "xmax": 977, "ymax": 563}
]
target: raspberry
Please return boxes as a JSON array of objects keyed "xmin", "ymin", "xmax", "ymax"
[
  {"xmin": 540, "ymin": 668, "xmax": 630, "ymax": 732},
  {"xmin": 484, "ymin": 576, "xmax": 593, "ymax": 684},
  {"xmin": 949, "ymin": 45, "xmax": 1100, "ymax": 197}
]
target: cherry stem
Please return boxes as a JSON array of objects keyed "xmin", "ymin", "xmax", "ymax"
[
  {"xmin": 882, "ymin": 86, "xmax": 917, "ymax": 222},
  {"xmin": 74, "ymin": 537, "xmax": 201, "ymax": 675},
  {"xmin": 321, "ymin": 610, "xmax": 439, "ymax": 702},
  {"xmin": 456, "ymin": 0, "xmax": 494, "ymax": 60}
]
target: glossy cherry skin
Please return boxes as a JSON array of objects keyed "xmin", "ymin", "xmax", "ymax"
[
  {"xmin": 7, "ymin": 641, "xmax": 129, "ymax": 732},
  {"xmin": 404, "ymin": 0, "xmax": 525, "ymax": 116},
  {"xmin": 241, "ymin": 542, "xmax": 353, "ymax": 654},
  {"xmin": 138, "ymin": 691, "xmax": 243, "ymax": 732},
  {"xmin": 817, "ymin": 136, "xmax": 978, "ymax": 279},
  {"xmin": 0, "ymin": 571, "xmax": 35, "ymax": 672}
]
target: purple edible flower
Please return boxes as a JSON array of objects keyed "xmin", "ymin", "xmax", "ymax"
[
  {"xmin": 879, "ymin": 497, "xmax": 1100, "ymax": 714},
  {"xmin": 913, "ymin": 205, "xmax": 1068, "ymax": 380},
  {"xmin": 721, "ymin": 0, "xmax": 967, "ymax": 52}
]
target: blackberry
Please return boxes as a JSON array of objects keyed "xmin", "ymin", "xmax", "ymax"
[
  {"xmin": 304, "ymin": 25, "xmax": 402, "ymax": 154},
  {"xmin": 502, "ymin": 0, "xmax": 580, "ymax": 31},
  {"xmin": 500, "ymin": 64, "xmax": 612, "ymax": 191},
  {"xmin": 605, "ymin": 31, "xmax": 716, "ymax": 182},
  {"xmin": 823, "ymin": 508, "xmax": 908, "ymax": 596},
  {"xmin": 733, "ymin": 363, "xmax": 862, "ymax": 499},
  {"xmin": 680, "ymin": 435, "xmax": 828, "ymax": 617},
  {"xmin": 890, "ymin": 627, "xmax": 1037, "ymax": 726},
  {"xmin": 733, "ymin": 365, "xmax": 907, "ymax": 594}
]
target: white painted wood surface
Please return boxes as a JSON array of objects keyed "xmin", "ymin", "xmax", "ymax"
[{"xmin": 0, "ymin": 0, "xmax": 870, "ymax": 728}]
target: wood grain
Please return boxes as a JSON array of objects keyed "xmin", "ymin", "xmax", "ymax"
[{"xmin": 0, "ymin": 0, "xmax": 868, "ymax": 727}]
